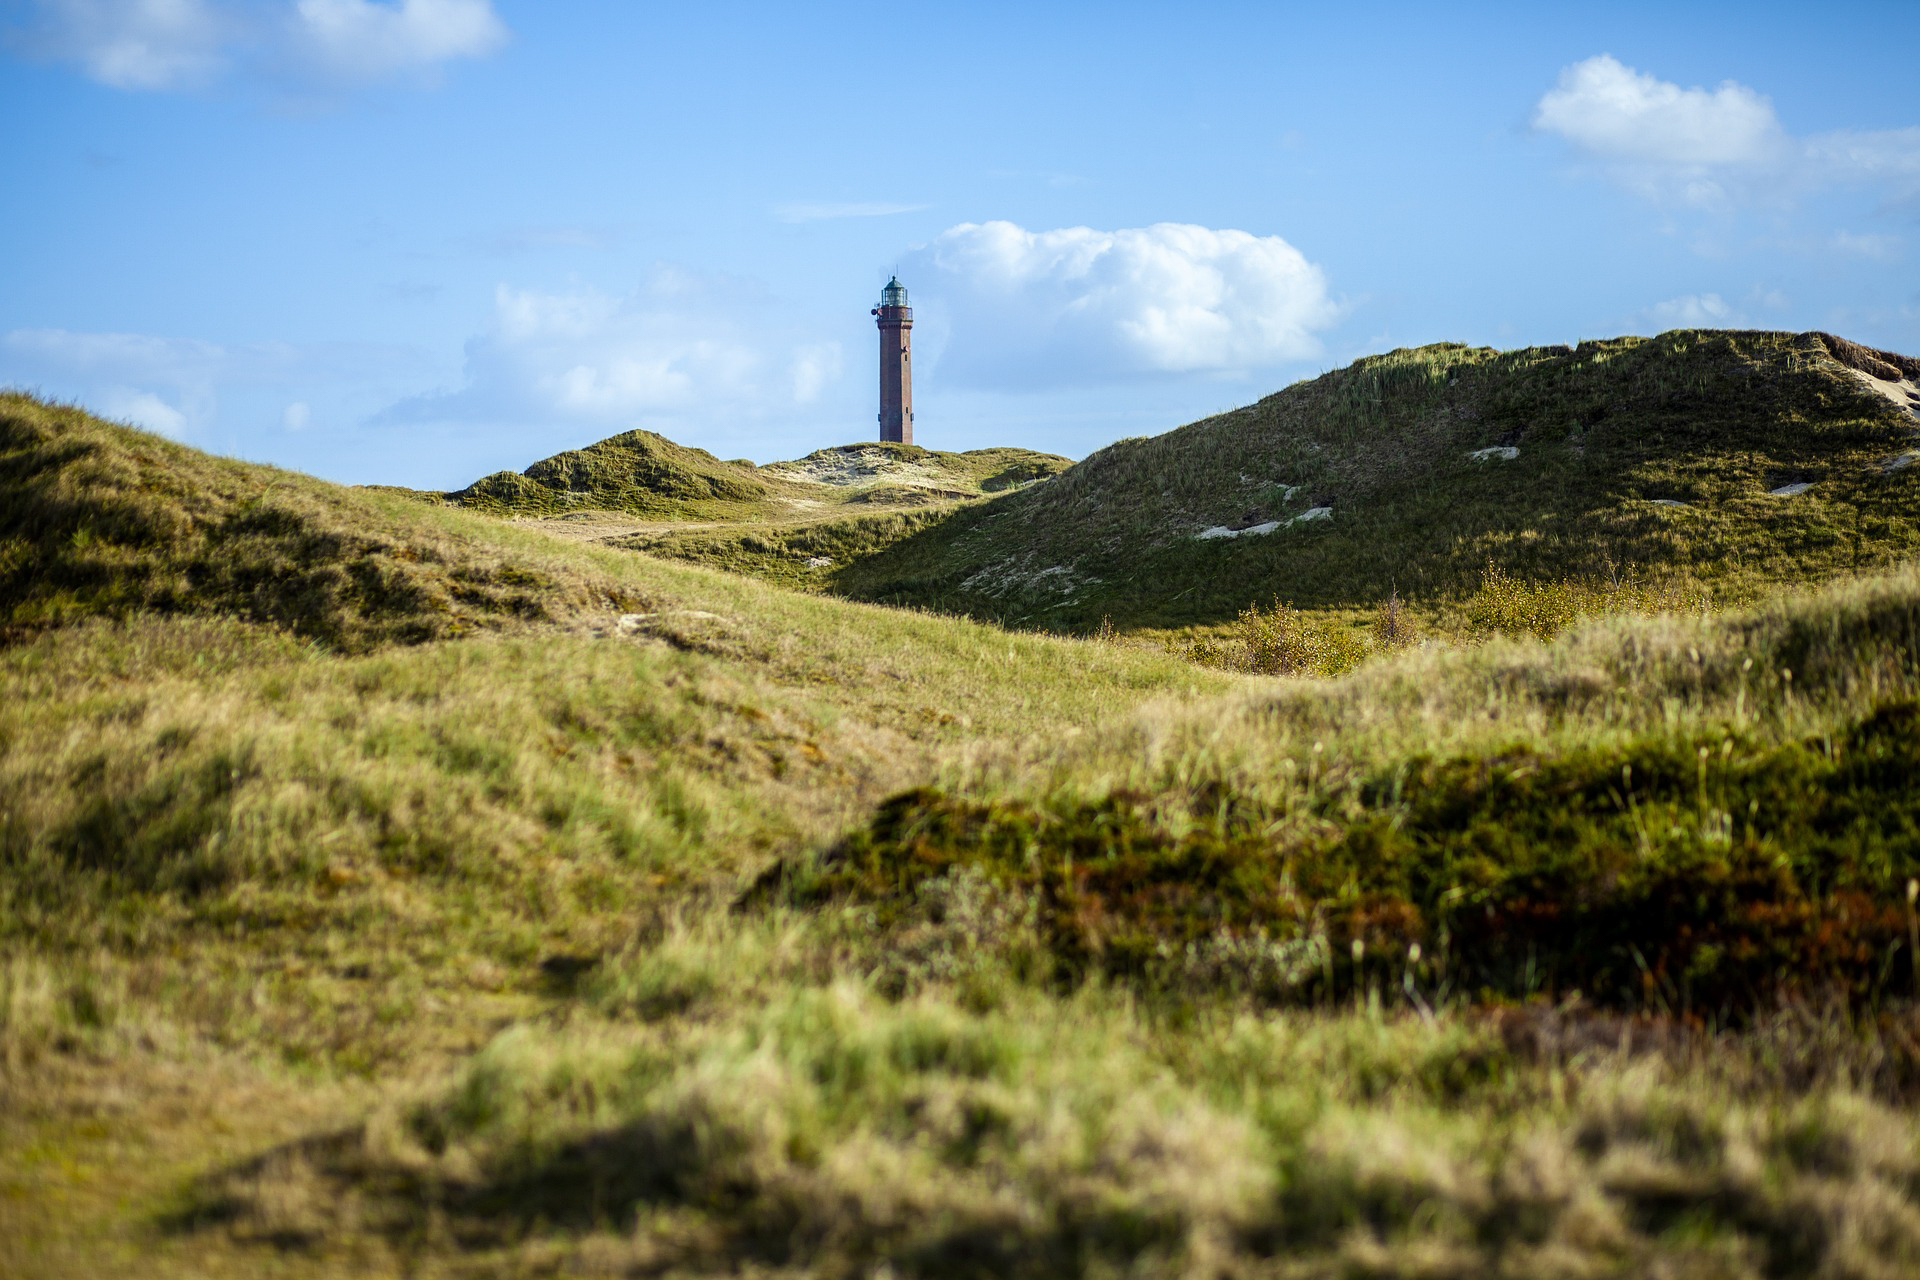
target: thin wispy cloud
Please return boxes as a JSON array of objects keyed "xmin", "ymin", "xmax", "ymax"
[
  {"xmin": 13, "ymin": 0, "xmax": 232, "ymax": 90},
  {"xmin": 380, "ymin": 270, "xmax": 846, "ymax": 441},
  {"xmin": 6, "ymin": 0, "xmax": 508, "ymax": 91},
  {"xmin": 1832, "ymin": 231, "xmax": 1902, "ymax": 262},
  {"xmin": 1535, "ymin": 54, "xmax": 1920, "ymax": 210},
  {"xmin": 773, "ymin": 201, "xmax": 930, "ymax": 223},
  {"xmin": 1640, "ymin": 292, "xmax": 1737, "ymax": 329},
  {"xmin": 293, "ymin": 0, "xmax": 505, "ymax": 80},
  {"xmin": 1629, "ymin": 286, "xmax": 1792, "ymax": 334},
  {"xmin": 4, "ymin": 328, "xmax": 228, "ymax": 431},
  {"xmin": 96, "ymin": 386, "xmax": 191, "ymax": 435},
  {"xmin": 1, "ymin": 325, "xmax": 427, "ymax": 439}
]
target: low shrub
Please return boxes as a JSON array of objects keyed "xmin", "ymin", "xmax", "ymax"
[
  {"xmin": 756, "ymin": 699, "xmax": 1920, "ymax": 1018},
  {"xmin": 1371, "ymin": 588, "xmax": 1421, "ymax": 650},
  {"xmin": 1178, "ymin": 598, "xmax": 1369, "ymax": 676},
  {"xmin": 1462, "ymin": 563, "xmax": 1712, "ymax": 641}
]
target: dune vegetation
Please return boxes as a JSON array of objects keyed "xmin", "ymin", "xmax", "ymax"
[
  {"xmin": 827, "ymin": 330, "xmax": 1920, "ymax": 632},
  {"xmin": 6, "ymin": 329, "xmax": 1920, "ymax": 1280},
  {"xmin": 426, "ymin": 432, "xmax": 1074, "ymax": 597},
  {"xmin": 450, "ymin": 432, "xmax": 1071, "ymax": 524}
]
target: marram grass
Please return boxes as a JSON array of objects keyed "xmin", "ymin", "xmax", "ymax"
[
  {"xmin": 831, "ymin": 329, "xmax": 1920, "ymax": 632},
  {"xmin": 7, "ymin": 387, "xmax": 1920, "ymax": 1278}
]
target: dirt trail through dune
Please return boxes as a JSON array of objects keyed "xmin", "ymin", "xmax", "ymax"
[{"xmin": 520, "ymin": 513, "xmax": 722, "ymax": 544}]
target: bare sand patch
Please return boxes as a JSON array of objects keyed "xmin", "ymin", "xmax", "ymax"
[
  {"xmin": 1195, "ymin": 507, "xmax": 1332, "ymax": 540},
  {"xmin": 1841, "ymin": 366, "xmax": 1920, "ymax": 420},
  {"xmin": 764, "ymin": 447, "xmax": 952, "ymax": 491}
]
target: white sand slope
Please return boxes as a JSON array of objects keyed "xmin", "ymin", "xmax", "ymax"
[
  {"xmin": 764, "ymin": 447, "xmax": 956, "ymax": 490},
  {"xmin": 1845, "ymin": 366, "xmax": 1920, "ymax": 420},
  {"xmin": 1195, "ymin": 507, "xmax": 1333, "ymax": 540}
]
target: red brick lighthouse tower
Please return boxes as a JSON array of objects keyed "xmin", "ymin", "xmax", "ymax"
[{"xmin": 871, "ymin": 276, "xmax": 913, "ymax": 444}]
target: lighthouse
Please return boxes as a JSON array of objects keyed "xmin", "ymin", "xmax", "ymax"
[{"xmin": 871, "ymin": 276, "xmax": 913, "ymax": 444}]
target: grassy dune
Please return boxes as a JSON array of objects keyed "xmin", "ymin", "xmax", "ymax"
[
  {"xmin": 831, "ymin": 330, "xmax": 1920, "ymax": 631},
  {"xmin": 771, "ymin": 568, "xmax": 1920, "ymax": 1016},
  {"xmin": 451, "ymin": 431, "xmax": 1071, "ymax": 524},
  {"xmin": 7, "ymin": 387, "xmax": 1920, "ymax": 1278},
  {"xmin": 0, "ymin": 394, "xmax": 652, "ymax": 650},
  {"xmin": 437, "ymin": 429, "xmax": 1074, "ymax": 596}
]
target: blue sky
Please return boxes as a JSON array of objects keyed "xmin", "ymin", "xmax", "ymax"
[{"xmin": 2, "ymin": 1, "xmax": 1916, "ymax": 488}]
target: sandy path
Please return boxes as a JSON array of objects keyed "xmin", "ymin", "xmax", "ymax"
[{"xmin": 519, "ymin": 514, "xmax": 729, "ymax": 544}]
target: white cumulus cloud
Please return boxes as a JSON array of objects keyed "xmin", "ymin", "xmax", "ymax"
[
  {"xmin": 906, "ymin": 220, "xmax": 1338, "ymax": 389},
  {"xmin": 1535, "ymin": 54, "xmax": 1920, "ymax": 209},
  {"xmin": 1535, "ymin": 55, "xmax": 1786, "ymax": 174},
  {"xmin": 292, "ymin": 0, "xmax": 504, "ymax": 78}
]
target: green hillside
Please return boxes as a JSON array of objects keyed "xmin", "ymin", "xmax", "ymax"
[
  {"xmin": 8, "ymin": 391, "xmax": 1920, "ymax": 1279},
  {"xmin": 831, "ymin": 330, "xmax": 1920, "ymax": 629},
  {"xmin": 451, "ymin": 430, "xmax": 1070, "ymax": 523},
  {"xmin": 454, "ymin": 427, "xmax": 788, "ymax": 519},
  {"xmin": 761, "ymin": 440, "xmax": 1071, "ymax": 498},
  {"xmin": 0, "ymin": 395, "xmax": 649, "ymax": 651}
]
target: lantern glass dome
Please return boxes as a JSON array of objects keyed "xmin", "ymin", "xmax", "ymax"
[{"xmin": 879, "ymin": 277, "xmax": 908, "ymax": 308}]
